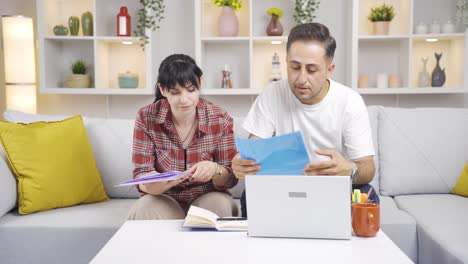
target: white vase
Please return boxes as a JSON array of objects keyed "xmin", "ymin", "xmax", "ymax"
[
  {"xmin": 377, "ymin": 73, "xmax": 388, "ymax": 88},
  {"xmin": 418, "ymin": 57, "xmax": 430, "ymax": 87},
  {"xmin": 442, "ymin": 20, "xmax": 455, "ymax": 33},
  {"xmin": 218, "ymin": 6, "xmax": 239, "ymax": 37},
  {"xmin": 430, "ymin": 20, "xmax": 441, "ymax": 34},
  {"xmin": 415, "ymin": 21, "xmax": 428, "ymax": 34}
]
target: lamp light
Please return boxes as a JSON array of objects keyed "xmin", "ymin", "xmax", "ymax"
[{"xmin": 1, "ymin": 15, "xmax": 37, "ymax": 114}]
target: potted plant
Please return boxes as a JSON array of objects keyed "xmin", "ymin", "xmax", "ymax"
[
  {"xmin": 293, "ymin": 0, "xmax": 320, "ymax": 25},
  {"xmin": 64, "ymin": 60, "xmax": 91, "ymax": 88},
  {"xmin": 134, "ymin": 0, "xmax": 165, "ymax": 49},
  {"xmin": 213, "ymin": 0, "xmax": 242, "ymax": 36},
  {"xmin": 368, "ymin": 3, "xmax": 395, "ymax": 35},
  {"xmin": 266, "ymin": 7, "xmax": 284, "ymax": 36}
]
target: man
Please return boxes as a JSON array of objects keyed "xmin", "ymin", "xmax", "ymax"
[{"xmin": 232, "ymin": 23, "xmax": 377, "ymax": 217}]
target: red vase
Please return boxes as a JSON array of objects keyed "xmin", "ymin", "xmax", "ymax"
[{"xmin": 117, "ymin": 6, "xmax": 131, "ymax": 36}]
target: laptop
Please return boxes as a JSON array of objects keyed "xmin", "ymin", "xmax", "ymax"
[{"xmin": 245, "ymin": 175, "xmax": 351, "ymax": 240}]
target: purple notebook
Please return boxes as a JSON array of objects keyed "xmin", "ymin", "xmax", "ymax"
[{"xmin": 114, "ymin": 171, "xmax": 190, "ymax": 187}]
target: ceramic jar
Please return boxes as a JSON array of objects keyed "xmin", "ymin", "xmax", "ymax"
[
  {"xmin": 377, "ymin": 74, "xmax": 388, "ymax": 89},
  {"xmin": 415, "ymin": 21, "xmax": 428, "ymax": 34},
  {"xmin": 430, "ymin": 20, "xmax": 441, "ymax": 34},
  {"xmin": 118, "ymin": 71, "xmax": 139, "ymax": 88},
  {"xmin": 442, "ymin": 20, "xmax": 455, "ymax": 34},
  {"xmin": 358, "ymin": 74, "xmax": 369, "ymax": 88}
]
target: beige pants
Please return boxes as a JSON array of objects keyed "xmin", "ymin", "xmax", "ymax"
[{"xmin": 127, "ymin": 192, "xmax": 238, "ymax": 220}]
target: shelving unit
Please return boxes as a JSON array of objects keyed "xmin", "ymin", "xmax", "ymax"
[
  {"xmin": 195, "ymin": 0, "xmax": 294, "ymax": 95},
  {"xmin": 37, "ymin": 0, "xmax": 153, "ymax": 95},
  {"xmin": 351, "ymin": 0, "xmax": 468, "ymax": 94}
]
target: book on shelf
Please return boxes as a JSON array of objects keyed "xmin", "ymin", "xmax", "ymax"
[
  {"xmin": 114, "ymin": 171, "xmax": 190, "ymax": 187},
  {"xmin": 183, "ymin": 206, "xmax": 248, "ymax": 232}
]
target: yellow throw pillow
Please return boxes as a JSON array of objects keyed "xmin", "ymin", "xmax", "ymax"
[
  {"xmin": 0, "ymin": 116, "xmax": 108, "ymax": 214},
  {"xmin": 452, "ymin": 162, "xmax": 468, "ymax": 197}
]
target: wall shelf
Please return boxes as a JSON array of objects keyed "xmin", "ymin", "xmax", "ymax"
[
  {"xmin": 201, "ymin": 88, "xmax": 260, "ymax": 95},
  {"xmin": 351, "ymin": 0, "xmax": 468, "ymax": 94},
  {"xmin": 37, "ymin": 0, "xmax": 154, "ymax": 95},
  {"xmin": 356, "ymin": 87, "xmax": 468, "ymax": 94},
  {"xmin": 195, "ymin": 0, "xmax": 294, "ymax": 93}
]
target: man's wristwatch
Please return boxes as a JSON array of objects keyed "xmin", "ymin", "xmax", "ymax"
[{"xmin": 350, "ymin": 161, "xmax": 359, "ymax": 184}]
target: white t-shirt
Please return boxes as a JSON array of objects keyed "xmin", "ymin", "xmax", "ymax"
[{"xmin": 243, "ymin": 79, "xmax": 374, "ymax": 162}]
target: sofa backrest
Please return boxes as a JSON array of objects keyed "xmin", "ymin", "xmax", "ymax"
[
  {"xmin": 0, "ymin": 146, "xmax": 17, "ymax": 217},
  {"xmin": 378, "ymin": 107, "xmax": 468, "ymax": 196}
]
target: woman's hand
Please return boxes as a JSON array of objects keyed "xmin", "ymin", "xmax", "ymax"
[
  {"xmin": 187, "ymin": 161, "xmax": 216, "ymax": 183},
  {"xmin": 139, "ymin": 175, "xmax": 190, "ymax": 195}
]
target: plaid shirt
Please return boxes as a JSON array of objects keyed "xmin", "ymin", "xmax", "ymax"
[{"xmin": 133, "ymin": 98, "xmax": 238, "ymax": 209}]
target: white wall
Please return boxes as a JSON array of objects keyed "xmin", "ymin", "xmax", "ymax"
[{"xmin": 1, "ymin": 0, "xmax": 467, "ymax": 121}]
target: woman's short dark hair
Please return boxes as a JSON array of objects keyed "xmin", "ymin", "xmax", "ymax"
[
  {"xmin": 154, "ymin": 54, "xmax": 203, "ymax": 102},
  {"xmin": 286, "ymin": 23, "xmax": 336, "ymax": 62}
]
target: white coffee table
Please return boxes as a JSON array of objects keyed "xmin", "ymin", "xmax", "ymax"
[{"xmin": 91, "ymin": 220, "xmax": 413, "ymax": 264}]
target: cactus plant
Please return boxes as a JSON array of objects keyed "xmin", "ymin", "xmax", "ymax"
[
  {"xmin": 71, "ymin": 60, "xmax": 87, "ymax": 75},
  {"xmin": 69, "ymin": 16, "xmax": 80, "ymax": 36}
]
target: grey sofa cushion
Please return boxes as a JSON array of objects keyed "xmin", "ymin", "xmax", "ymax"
[
  {"xmin": 395, "ymin": 194, "xmax": 468, "ymax": 264},
  {"xmin": 0, "ymin": 147, "xmax": 16, "ymax": 218},
  {"xmin": 367, "ymin": 106, "xmax": 380, "ymax": 194},
  {"xmin": 380, "ymin": 196, "xmax": 418, "ymax": 263},
  {"xmin": 379, "ymin": 107, "xmax": 468, "ymax": 196},
  {"xmin": 0, "ymin": 199, "xmax": 135, "ymax": 264}
]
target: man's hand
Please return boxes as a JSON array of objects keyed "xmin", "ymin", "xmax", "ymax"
[
  {"xmin": 303, "ymin": 149, "xmax": 353, "ymax": 176},
  {"xmin": 187, "ymin": 161, "xmax": 216, "ymax": 183},
  {"xmin": 232, "ymin": 153, "xmax": 261, "ymax": 180}
]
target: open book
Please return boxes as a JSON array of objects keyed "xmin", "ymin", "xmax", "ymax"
[{"xmin": 183, "ymin": 206, "xmax": 248, "ymax": 232}]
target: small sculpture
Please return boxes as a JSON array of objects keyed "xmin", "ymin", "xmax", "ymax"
[
  {"xmin": 418, "ymin": 57, "xmax": 430, "ymax": 87},
  {"xmin": 270, "ymin": 52, "xmax": 281, "ymax": 81},
  {"xmin": 431, "ymin": 53, "xmax": 446, "ymax": 87},
  {"xmin": 221, "ymin": 64, "xmax": 232, "ymax": 88}
]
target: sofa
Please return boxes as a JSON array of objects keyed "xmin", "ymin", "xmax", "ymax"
[{"xmin": 0, "ymin": 106, "xmax": 467, "ymax": 264}]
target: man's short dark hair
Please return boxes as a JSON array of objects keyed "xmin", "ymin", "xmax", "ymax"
[{"xmin": 286, "ymin": 23, "xmax": 336, "ymax": 61}]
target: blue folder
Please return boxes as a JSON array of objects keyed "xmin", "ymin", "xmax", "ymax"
[{"xmin": 235, "ymin": 131, "xmax": 310, "ymax": 175}]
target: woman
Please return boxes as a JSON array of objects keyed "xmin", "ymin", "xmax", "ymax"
[{"xmin": 127, "ymin": 54, "xmax": 238, "ymax": 220}]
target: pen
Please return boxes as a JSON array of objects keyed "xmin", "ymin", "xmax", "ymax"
[{"xmin": 217, "ymin": 217, "xmax": 247, "ymax": 221}]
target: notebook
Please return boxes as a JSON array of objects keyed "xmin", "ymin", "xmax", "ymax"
[{"xmin": 245, "ymin": 175, "xmax": 351, "ymax": 239}]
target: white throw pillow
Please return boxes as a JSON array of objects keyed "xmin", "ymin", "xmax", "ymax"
[
  {"xmin": 86, "ymin": 119, "xmax": 139, "ymax": 198},
  {"xmin": 0, "ymin": 145, "xmax": 17, "ymax": 217},
  {"xmin": 379, "ymin": 107, "xmax": 468, "ymax": 196}
]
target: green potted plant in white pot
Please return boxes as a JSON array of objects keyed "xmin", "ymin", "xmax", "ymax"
[
  {"xmin": 64, "ymin": 60, "xmax": 91, "ymax": 88},
  {"xmin": 368, "ymin": 3, "xmax": 395, "ymax": 35}
]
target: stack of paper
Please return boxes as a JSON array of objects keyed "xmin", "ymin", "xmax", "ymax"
[
  {"xmin": 114, "ymin": 171, "xmax": 189, "ymax": 187},
  {"xmin": 235, "ymin": 131, "xmax": 310, "ymax": 175}
]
